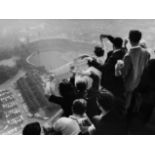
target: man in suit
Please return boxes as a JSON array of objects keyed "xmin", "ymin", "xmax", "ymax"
[{"xmin": 122, "ymin": 30, "xmax": 150, "ymax": 110}]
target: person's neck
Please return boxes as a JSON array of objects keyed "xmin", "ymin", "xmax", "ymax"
[
  {"xmin": 131, "ymin": 45, "xmax": 140, "ymax": 50},
  {"xmin": 131, "ymin": 43, "xmax": 139, "ymax": 47},
  {"xmin": 73, "ymin": 113, "xmax": 84, "ymax": 118}
]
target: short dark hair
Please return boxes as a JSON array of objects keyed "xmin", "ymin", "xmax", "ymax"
[
  {"xmin": 97, "ymin": 89, "xmax": 114, "ymax": 111},
  {"xmin": 129, "ymin": 30, "xmax": 142, "ymax": 44},
  {"xmin": 76, "ymin": 80, "xmax": 87, "ymax": 92},
  {"xmin": 113, "ymin": 37, "xmax": 123, "ymax": 49},
  {"xmin": 72, "ymin": 99, "xmax": 87, "ymax": 115},
  {"xmin": 94, "ymin": 46, "xmax": 104, "ymax": 57},
  {"xmin": 23, "ymin": 122, "xmax": 41, "ymax": 135}
]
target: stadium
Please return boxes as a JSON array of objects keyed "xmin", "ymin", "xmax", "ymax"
[{"xmin": 0, "ymin": 20, "xmax": 155, "ymax": 134}]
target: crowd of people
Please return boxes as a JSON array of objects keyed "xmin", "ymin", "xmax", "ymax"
[{"xmin": 22, "ymin": 29, "xmax": 155, "ymax": 135}]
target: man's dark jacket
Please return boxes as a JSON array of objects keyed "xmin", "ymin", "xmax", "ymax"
[{"xmin": 89, "ymin": 49, "xmax": 125, "ymax": 97}]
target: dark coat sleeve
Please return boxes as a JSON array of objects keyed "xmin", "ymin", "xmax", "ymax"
[
  {"xmin": 106, "ymin": 35, "xmax": 115, "ymax": 44},
  {"xmin": 88, "ymin": 58, "xmax": 104, "ymax": 71},
  {"xmin": 49, "ymin": 95, "xmax": 64, "ymax": 106}
]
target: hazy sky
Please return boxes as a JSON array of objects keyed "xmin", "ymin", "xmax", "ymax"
[{"xmin": 0, "ymin": 19, "xmax": 155, "ymax": 48}]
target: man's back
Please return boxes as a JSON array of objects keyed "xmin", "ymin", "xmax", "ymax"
[
  {"xmin": 94, "ymin": 109, "xmax": 127, "ymax": 135},
  {"xmin": 88, "ymin": 48, "xmax": 125, "ymax": 96},
  {"xmin": 123, "ymin": 46, "xmax": 150, "ymax": 92},
  {"xmin": 101, "ymin": 49, "xmax": 125, "ymax": 96},
  {"xmin": 137, "ymin": 59, "xmax": 155, "ymax": 93}
]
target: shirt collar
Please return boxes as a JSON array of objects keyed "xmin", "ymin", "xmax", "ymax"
[
  {"xmin": 130, "ymin": 45, "xmax": 141, "ymax": 50},
  {"xmin": 113, "ymin": 49, "xmax": 121, "ymax": 53}
]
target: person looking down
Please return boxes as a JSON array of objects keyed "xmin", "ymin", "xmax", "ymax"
[{"xmin": 69, "ymin": 99, "xmax": 95, "ymax": 134}]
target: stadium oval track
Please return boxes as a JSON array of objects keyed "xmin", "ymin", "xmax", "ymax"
[{"xmin": 26, "ymin": 38, "xmax": 94, "ymax": 76}]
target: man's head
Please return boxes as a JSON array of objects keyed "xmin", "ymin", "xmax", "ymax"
[
  {"xmin": 23, "ymin": 122, "xmax": 41, "ymax": 135},
  {"xmin": 94, "ymin": 46, "xmax": 104, "ymax": 57},
  {"xmin": 113, "ymin": 37, "xmax": 123, "ymax": 50},
  {"xmin": 97, "ymin": 89, "xmax": 114, "ymax": 112},
  {"xmin": 75, "ymin": 76, "xmax": 88, "ymax": 92},
  {"xmin": 72, "ymin": 99, "xmax": 87, "ymax": 115},
  {"xmin": 129, "ymin": 30, "xmax": 142, "ymax": 46}
]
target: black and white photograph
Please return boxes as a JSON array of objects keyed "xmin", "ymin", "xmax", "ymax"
[
  {"xmin": 1, "ymin": 1, "xmax": 155, "ymax": 155},
  {"xmin": 0, "ymin": 19, "xmax": 154, "ymax": 135}
]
